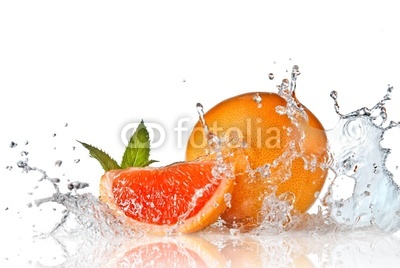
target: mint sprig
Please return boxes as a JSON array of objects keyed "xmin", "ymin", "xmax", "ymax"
[{"xmin": 78, "ymin": 120, "xmax": 157, "ymax": 172}]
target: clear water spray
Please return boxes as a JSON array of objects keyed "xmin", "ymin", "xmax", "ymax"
[{"xmin": 324, "ymin": 86, "xmax": 400, "ymax": 232}]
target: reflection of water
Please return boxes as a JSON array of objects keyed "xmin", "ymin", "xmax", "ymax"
[
  {"xmin": 1, "ymin": 226, "xmax": 399, "ymax": 267},
  {"xmin": 202, "ymin": 227, "xmax": 400, "ymax": 268}
]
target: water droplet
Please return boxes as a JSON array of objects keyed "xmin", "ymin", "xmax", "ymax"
[
  {"xmin": 17, "ymin": 160, "xmax": 27, "ymax": 168},
  {"xmin": 5, "ymin": 207, "xmax": 9, "ymax": 211},
  {"xmin": 5, "ymin": 166, "xmax": 13, "ymax": 171},
  {"xmin": 196, "ymin": 102, "xmax": 210, "ymax": 135},
  {"xmin": 361, "ymin": 191, "xmax": 370, "ymax": 197},
  {"xmin": 253, "ymin": 93, "xmax": 262, "ymax": 108},
  {"xmin": 20, "ymin": 151, "xmax": 29, "ymax": 156},
  {"xmin": 72, "ymin": 146, "xmax": 76, "ymax": 150},
  {"xmin": 256, "ymin": 164, "xmax": 270, "ymax": 178},
  {"xmin": 196, "ymin": 102, "xmax": 204, "ymax": 111},
  {"xmin": 53, "ymin": 133, "xmax": 57, "ymax": 137},
  {"xmin": 74, "ymin": 159, "xmax": 80, "ymax": 164},
  {"xmin": 279, "ymin": 78, "xmax": 290, "ymax": 94},
  {"xmin": 182, "ymin": 79, "xmax": 186, "ymax": 82},
  {"xmin": 383, "ymin": 94, "xmax": 392, "ymax": 101},
  {"xmin": 68, "ymin": 181, "xmax": 89, "ymax": 191},
  {"xmin": 292, "ymin": 65, "xmax": 300, "ymax": 76},
  {"xmin": 373, "ymin": 163, "xmax": 379, "ymax": 174},
  {"xmin": 342, "ymin": 158, "xmax": 353, "ymax": 170},
  {"xmin": 275, "ymin": 105, "xmax": 286, "ymax": 115},
  {"xmin": 64, "ymin": 123, "xmax": 68, "ymax": 127},
  {"xmin": 329, "ymin": 91, "xmax": 342, "ymax": 115},
  {"xmin": 9, "ymin": 141, "xmax": 17, "ymax": 148},
  {"xmin": 224, "ymin": 193, "xmax": 232, "ymax": 208},
  {"xmin": 50, "ymin": 178, "xmax": 60, "ymax": 184},
  {"xmin": 24, "ymin": 140, "xmax": 29, "ymax": 145},
  {"xmin": 229, "ymin": 228, "xmax": 240, "ymax": 236},
  {"xmin": 336, "ymin": 211, "xmax": 342, "ymax": 217},
  {"xmin": 27, "ymin": 202, "xmax": 33, "ymax": 208},
  {"xmin": 314, "ymin": 191, "xmax": 320, "ymax": 198},
  {"xmin": 55, "ymin": 160, "xmax": 63, "ymax": 167},
  {"xmin": 268, "ymin": 73, "xmax": 274, "ymax": 80}
]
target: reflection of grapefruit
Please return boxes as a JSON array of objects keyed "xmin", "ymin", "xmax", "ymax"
[
  {"xmin": 220, "ymin": 236, "xmax": 265, "ymax": 267},
  {"xmin": 113, "ymin": 235, "xmax": 226, "ymax": 267},
  {"xmin": 220, "ymin": 236, "xmax": 314, "ymax": 268},
  {"xmin": 186, "ymin": 92, "xmax": 328, "ymax": 228},
  {"xmin": 200, "ymin": 227, "xmax": 316, "ymax": 268},
  {"xmin": 99, "ymin": 160, "xmax": 234, "ymax": 234}
]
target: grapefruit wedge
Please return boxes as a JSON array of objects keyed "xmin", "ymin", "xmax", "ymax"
[{"xmin": 99, "ymin": 160, "xmax": 234, "ymax": 234}]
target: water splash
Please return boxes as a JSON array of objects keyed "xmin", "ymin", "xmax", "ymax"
[
  {"xmin": 4, "ymin": 65, "xmax": 400, "ymax": 267},
  {"xmin": 324, "ymin": 86, "xmax": 400, "ymax": 232},
  {"xmin": 196, "ymin": 66, "xmax": 399, "ymax": 234},
  {"xmin": 21, "ymin": 162, "xmax": 142, "ymax": 240}
]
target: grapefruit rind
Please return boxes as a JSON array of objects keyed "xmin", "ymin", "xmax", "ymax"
[
  {"xmin": 99, "ymin": 161, "xmax": 234, "ymax": 235},
  {"xmin": 185, "ymin": 92, "xmax": 329, "ymax": 229}
]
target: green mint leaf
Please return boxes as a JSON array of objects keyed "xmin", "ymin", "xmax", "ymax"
[
  {"xmin": 121, "ymin": 120, "xmax": 154, "ymax": 168},
  {"xmin": 77, "ymin": 141, "xmax": 121, "ymax": 172}
]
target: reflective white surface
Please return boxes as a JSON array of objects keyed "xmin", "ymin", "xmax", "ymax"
[{"xmin": 1, "ymin": 223, "xmax": 400, "ymax": 267}]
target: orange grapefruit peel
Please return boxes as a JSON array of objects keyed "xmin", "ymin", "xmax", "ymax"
[{"xmin": 186, "ymin": 91, "xmax": 329, "ymax": 229}]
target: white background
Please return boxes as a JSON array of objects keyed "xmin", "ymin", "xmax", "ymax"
[
  {"xmin": 1, "ymin": 0, "xmax": 400, "ymax": 267},
  {"xmin": 1, "ymin": 1, "xmax": 400, "ymax": 165}
]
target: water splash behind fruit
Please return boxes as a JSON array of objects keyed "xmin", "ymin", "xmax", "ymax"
[{"xmin": 324, "ymin": 86, "xmax": 400, "ymax": 231}]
